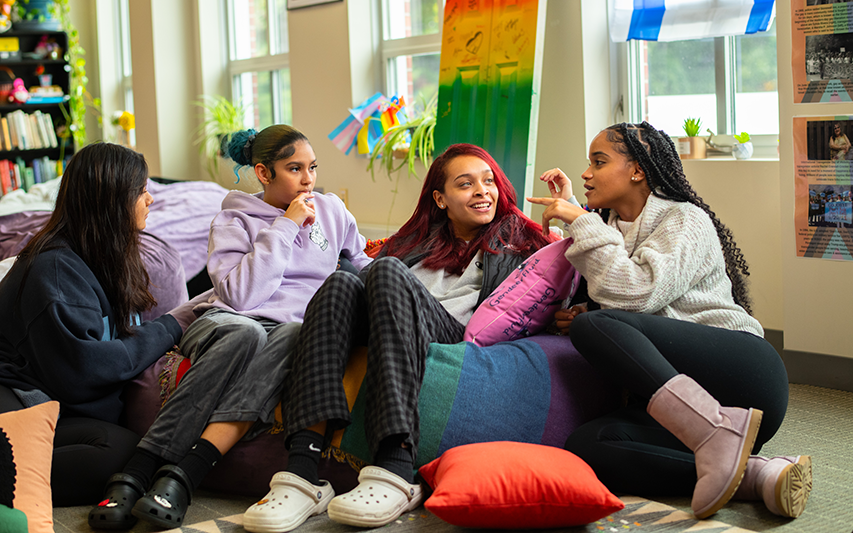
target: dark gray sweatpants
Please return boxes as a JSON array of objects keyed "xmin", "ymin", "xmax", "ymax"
[{"xmin": 138, "ymin": 308, "xmax": 300, "ymax": 462}]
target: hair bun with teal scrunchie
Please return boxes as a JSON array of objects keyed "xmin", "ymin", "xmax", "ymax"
[{"xmin": 227, "ymin": 129, "xmax": 259, "ymax": 166}]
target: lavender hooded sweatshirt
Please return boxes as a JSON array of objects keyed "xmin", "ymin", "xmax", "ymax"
[{"xmin": 195, "ymin": 190, "xmax": 371, "ymax": 323}]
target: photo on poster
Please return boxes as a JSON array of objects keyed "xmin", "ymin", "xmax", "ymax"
[
  {"xmin": 793, "ymin": 116, "xmax": 853, "ymax": 260},
  {"xmin": 807, "ymin": 185, "xmax": 853, "ymax": 227},
  {"xmin": 805, "ymin": 119, "xmax": 853, "ymax": 160},
  {"xmin": 805, "ymin": 33, "xmax": 853, "ymax": 82},
  {"xmin": 791, "ymin": 1, "xmax": 853, "ymax": 103},
  {"xmin": 805, "ymin": 0, "xmax": 850, "ymax": 5}
]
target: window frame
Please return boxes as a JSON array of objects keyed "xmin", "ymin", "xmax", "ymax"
[
  {"xmin": 224, "ymin": 0, "xmax": 292, "ymax": 127},
  {"xmin": 377, "ymin": 0, "xmax": 442, "ymax": 103},
  {"xmin": 620, "ymin": 32, "xmax": 779, "ymax": 159},
  {"xmin": 115, "ymin": 0, "xmax": 135, "ymax": 145}
]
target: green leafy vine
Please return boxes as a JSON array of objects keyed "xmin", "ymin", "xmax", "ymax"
[{"xmin": 50, "ymin": 0, "xmax": 88, "ymax": 150}]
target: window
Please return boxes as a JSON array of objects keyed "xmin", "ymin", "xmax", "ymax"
[
  {"xmin": 626, "ymin": 21, "xmax": 778, "ymax": 140},
  {"xmin": 226, "ymin": 0, "xmax": 292, "ymax": 129},
  {"xmin": 116, "ymin": 0, "xmax": 134, "ymax": 146},
  {"xmin": 380, "ymin": 0, "xmax": 442, "ymax": 108}
]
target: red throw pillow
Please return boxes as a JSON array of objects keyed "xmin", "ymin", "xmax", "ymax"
[{"xmin": 419, "ymin": 441, "xmax": 623, "ymax": 529}]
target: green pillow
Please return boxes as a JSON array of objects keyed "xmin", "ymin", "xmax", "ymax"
[{"xmin": 0, "ymin": 504, "xmax": 27, "ymax": 533}]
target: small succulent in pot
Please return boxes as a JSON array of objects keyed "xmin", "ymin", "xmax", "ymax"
[{"xmin": 682, "ymin": 117, "xmax": 702, "ymax": 137}]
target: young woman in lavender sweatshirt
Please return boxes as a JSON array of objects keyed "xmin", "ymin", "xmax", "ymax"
[
  {"xmin": 89, "ymin": 125, "xmax": 371, "ymax": 530},
  {"xmin": 529, "ymin": 122, "xmax": 809, "ymax": 520}
]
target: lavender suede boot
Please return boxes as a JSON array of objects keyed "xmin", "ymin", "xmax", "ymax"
[
  {"xmin": 733, "ymin": 455, "xmax": 812, "ymax": 517},
  {"xmin": 646, "ymin": 374, "xmax": 763, "ymax": 519}
]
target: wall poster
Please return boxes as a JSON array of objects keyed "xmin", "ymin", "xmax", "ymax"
[
  {"xmin": 793, "ymin": 115, "xmax": 853, "ymax": 260},
  {"xmin": 791, "ymin": 1, "xmax": 853, "ymax": 103}
]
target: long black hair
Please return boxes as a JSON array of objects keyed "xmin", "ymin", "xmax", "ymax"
[
  {"xmin": 603, "ymin": 122, "xmax": 753, "ymax": 314},
  {"xmin": 0, "ymin": 429, "xmax": 14, "ymax": 508},
  {"xmin": 13, "ymin": 143, "xmax": 156, "ymax": 336}
]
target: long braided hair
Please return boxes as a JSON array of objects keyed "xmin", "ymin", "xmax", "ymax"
[{"xmin": 603, "ymin": 122, "xmax": 753, "ymax": 314}]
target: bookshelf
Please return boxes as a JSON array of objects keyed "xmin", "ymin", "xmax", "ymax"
[{"xmin": 0, "ymin": 30, "xmax": 71, "ymax": 196}]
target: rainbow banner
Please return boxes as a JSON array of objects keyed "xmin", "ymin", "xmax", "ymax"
[{"xmin": 434, "ymin": 0, "xmax": 546, "ymax": 207}]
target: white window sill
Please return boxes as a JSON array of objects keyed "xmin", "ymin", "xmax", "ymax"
[{"xmin": 683, "ymin": 155, "xmax": 780, "ymax": 162}]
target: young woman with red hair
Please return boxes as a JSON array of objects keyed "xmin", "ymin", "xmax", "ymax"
[{"xmin": 242, "ymin": 143, "xmax": 563, "ymax": 533}]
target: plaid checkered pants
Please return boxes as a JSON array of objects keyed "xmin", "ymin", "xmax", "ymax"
[{"xmin": 281, "ymin": 256, "xmax": 465, "ymax": 460}]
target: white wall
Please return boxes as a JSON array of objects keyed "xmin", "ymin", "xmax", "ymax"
[
  {"xmin": 776, "ymin": 0, "xmax": 852, "ymax": 358},
  {"xmin": 684, "ymin": 159, "xmax": 784, "ymax": 331}
]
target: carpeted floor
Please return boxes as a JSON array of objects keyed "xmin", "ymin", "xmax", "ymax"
[{"xmin": 54, "ymin": 384, "xmax": 852, "ymax": 533}]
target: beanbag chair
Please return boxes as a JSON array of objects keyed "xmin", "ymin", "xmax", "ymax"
[
  {"xmin": 333, "ymin": 334, "xmax": 621, "ymax": 469},
  {"xmin": 123, "ymin": 335, "xmax": 621, "ymax": 495}
]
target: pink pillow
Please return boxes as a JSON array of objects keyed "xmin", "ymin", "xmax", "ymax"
[
  {"xmin": 419, "ymin": 441, "xmax": 623, "ymax": 529},
  {"xmin": 464, "ymin": 238, "xmax": 579, "ymax": 346}
]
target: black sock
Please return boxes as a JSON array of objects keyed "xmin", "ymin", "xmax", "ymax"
[
  {"xmin": 123, "ymin": 448, "xmax": 168, "ymax": 490},
  {"xmin": 176, "ymin": 439, "xmax": 222, "ymax": 492},
  {"xmin": 285, "ymin": 430, "xmax": 324, "ymax": 485},
  {"xmin": 374, "ymin": 437, "xmax": 414, "ymax": 484}
]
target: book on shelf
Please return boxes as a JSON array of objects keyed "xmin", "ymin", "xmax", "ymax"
[
  {"xmin": 46, "ymin": 114, "xmax": 58, "ymax": 147},
  {"xmin": 0, "ymin": 118, "xmax": 7, "ymax": 151},
  {"xmin": 6, "ymin": 112, "xmax": 18, "ymax": 150},
  {"xmin": 10, "ymin": 160, "xmax": 20, "ymax": 190},
  {"xmin": 0, "ymin": 109, "xmax": 60, "ymax": 151},
  {"xmin": 25, "ymin": 96, "xmax": 66, "ymax": 104},
  {"xmin": 0, "ymin": 156, "xmax": 61, "ymax": 197},
  {"xmin": 0, "ymin": 160, "xmax": 10, "ymax": 195},
  {"xmin": 12, "ymin": 111, "xmax": 28, "ymax": 150},
  {"xmin": 21, "ymin": 166, "xmax": 34, "ymax": 191},
  {"xmin": 35, "ymin": 111, "xmax": 55, "ymax": 148}
]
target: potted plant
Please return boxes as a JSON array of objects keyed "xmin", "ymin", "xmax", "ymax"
[
  {"xmin": 193, "ymin": 95, "xmax": 248, "ymax": 180},
  {"xmin": 14, "ymin": 0, "xmax": 61, "ymax": 31},
  {"xmin": 732, "ymin": 131, "xmax": 753, "ymax": 160},
  {"xmin": 366, "ymin": 92, "xmax": 437, "ymax": 181},
  {"xmin": 678, "ymin": 117, "xmax": 706, "ymax": 160}
]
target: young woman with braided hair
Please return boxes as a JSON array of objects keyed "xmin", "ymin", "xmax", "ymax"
[{"xmin": 529, "ymin": 122, "xmax": 810, "ymax": 519}]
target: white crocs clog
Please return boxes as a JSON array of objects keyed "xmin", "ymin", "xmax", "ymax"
[
  {"xmin": 242, "ymin": 472, "xmax": 334, "ymax": 533},
  {"xmin": 327, "ymin": 466, "xmax": 423, "ymax": 527}
]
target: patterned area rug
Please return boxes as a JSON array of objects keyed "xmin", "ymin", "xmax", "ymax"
[
  {"xmin": 589, "ymin": 497, "xmax": 757, "ymax": 532},
  {"xmin": 164, "ymin": 497, "xmax": 758, "ymax": 533}
]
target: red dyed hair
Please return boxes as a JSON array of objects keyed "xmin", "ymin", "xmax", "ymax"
[{"xmin": 383, "ymin": 143, "xmax": 556, "ymax": 275}]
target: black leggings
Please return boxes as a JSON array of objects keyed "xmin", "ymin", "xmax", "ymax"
[
  {"xmin": 0, "ymin": 386, "xmax": 140, "ymax": 506},
  {"xmin": 564, "ymin": 310, "xmax": 789, "ymax": 496}
]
